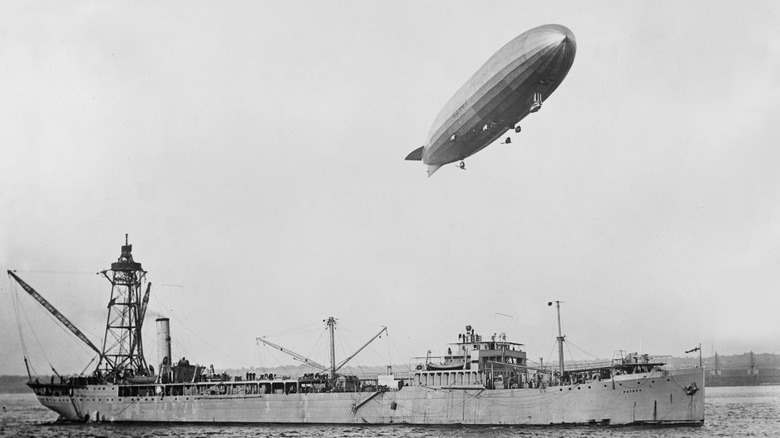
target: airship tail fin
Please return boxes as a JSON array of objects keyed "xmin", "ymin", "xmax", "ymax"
[
  {"xmin": 427, "ymin": 164, "xmax": 442, "ymax": 177},
  {"xmin": 405, "ymin": 146, "xmax": 424, "ymax": 161}
]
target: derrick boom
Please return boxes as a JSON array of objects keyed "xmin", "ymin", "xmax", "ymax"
[
  {"xmin": 335, "ymin": 326, "xmax": 387, "ymax": 372},
  {"xmin": 127, "ymin": 282, "xmax": 152, "ymax": 367},
  {"xmin": 7, "ymin": 270, "xmax": 103, "ymax": 358},
  {"xmin": 138, "ymin": 283, "xmax": 151, "ymax": 326},
  {"xmin": 255, "ymin": 337, "xmax": 329, "ymax": 371}
]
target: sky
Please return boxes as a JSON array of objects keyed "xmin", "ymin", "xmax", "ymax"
[{"xmin": 1, "ymin": 1, "xmax": 779, "ymax": 376}]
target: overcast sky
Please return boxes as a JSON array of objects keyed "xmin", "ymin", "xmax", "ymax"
[{"xmin": 1, "ymin": 1, "xmax": 779, "ymax": 376}]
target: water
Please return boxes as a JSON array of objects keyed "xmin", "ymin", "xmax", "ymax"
[{"xmin": 1, "ymin": 386, "xmax": 778, "ymax": 437}]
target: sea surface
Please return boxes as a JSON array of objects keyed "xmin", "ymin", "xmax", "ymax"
[{"xmin": 1, "ymin": 386, "xmax": 778, "ymax": 437}]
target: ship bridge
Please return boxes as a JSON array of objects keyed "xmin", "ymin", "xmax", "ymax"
[{"xmin": 415, "ymin": 325, "xmax": 528, "ymax": 389}]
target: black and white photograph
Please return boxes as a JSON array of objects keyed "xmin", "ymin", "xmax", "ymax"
[{"xmin": 1, "ymin": 1, "xmax": 778, "ymax": 436}]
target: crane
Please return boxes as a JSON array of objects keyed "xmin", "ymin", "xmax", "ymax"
[
  {"xmin": 255, "ymin": 337, "xmax": 329, "ymax": 372},
  {"xmin": 257, "ymin": 319, "xmax": 388, "ymax": 380},
  {"xmin": 7, "ymin": 270, "xmax": 103, "ymax": 360}
]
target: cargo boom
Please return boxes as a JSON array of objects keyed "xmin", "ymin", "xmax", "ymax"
[{"xmin": 12, "ymin": 239, "xmax": 704, "ymax": 426}]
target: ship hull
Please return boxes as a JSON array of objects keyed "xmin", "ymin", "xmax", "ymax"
[{"xmin": 35, "ymin": 368, "xmax": 703, "ymax": 426}]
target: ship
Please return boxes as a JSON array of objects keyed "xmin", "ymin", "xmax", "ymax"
[
  {"xmin": 8, "ymin": 237, "xmax": 704, "ymax": 426},
  {"xmin": 706, "ymin": 352, "xmax": 780, "ymax": 387}
]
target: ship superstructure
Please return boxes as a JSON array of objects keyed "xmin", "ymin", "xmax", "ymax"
[{"xmin": 8, "ymin": 238, "xmax": 705, "ymax": 426}]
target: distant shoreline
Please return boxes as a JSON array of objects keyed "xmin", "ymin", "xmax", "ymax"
[
  {"xmin": 0, "ymin": 376, "xmax": 33, "ymax": 394},
  {"xmin": 3, "ymin": 352, "xmax": 777, "ymax": 393}
]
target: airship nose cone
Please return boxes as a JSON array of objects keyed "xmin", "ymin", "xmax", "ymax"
[
  {"xmin": 537, "ymin": 24, "xmax": 577, "ymax": 51},
  {"xmin": 533, "ymin": 24, "xmax": 577, "ymax": 67},
  {"xmin": 559, "ymin": 28, "xmax": 576, "ymax": 52}
]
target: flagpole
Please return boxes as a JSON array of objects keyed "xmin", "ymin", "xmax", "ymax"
[{"xmin": 685, "ymin": 344, "xmax": 702, "ymax": 368}]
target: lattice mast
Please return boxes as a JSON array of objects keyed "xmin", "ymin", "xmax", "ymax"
[{"xmin": 97, "ymin": 235, "xmax": 149, "ymax": 376}]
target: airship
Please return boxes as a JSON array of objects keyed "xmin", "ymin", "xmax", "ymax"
[{"xmin": 405, "ymin": 24, "xmax": 576, "ymax": 176}]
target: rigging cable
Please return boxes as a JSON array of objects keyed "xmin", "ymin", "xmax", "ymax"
[
  {"xmin": 385, "ymin": 328, "xmax": 393, "ymax": 371},
  {"xmin": 10, "ymin": 270, "xmax": 97, "ymax": 275},
  {"xmin": 151, "ymin": 289, "xmax": 251, "ymax": 368},
  {"xmin": 335, "ymin": 324, "xmax": 357, "ymax": 374},
  {"xmin": 565, "ymin": 338, "xmax": 601, "ymax": 359},
  {"xmin": 257, "ymin": 323, "xmax": 329, "ymax": 377},
  {"xmin": 304, "ymin": 327, "xmax": 328, "ymax": 374},
  {"xmin": 9, "ymin": 274, "xmax": 101, "ymax": 377},
  {"xmin": 565, "ymin": 338, "xmax": 603, "ymax": 369},
  {"xmin": 385, "ymin": 331, "xmax": 412, "ymax": 371},
  {"xmin": 258, "ymin": 343, "xmax": 295, "ymax": 377},
  {"xmin": 9, "ymin": 278, "xmax": 34, "ymax": 376},
  {"xmin": 79, "ymin": 356, "xmax": 98, "ymax": 376},
  {"xmin": 10, "ymin": 272, "xmax": 103, "ymax": 351},
  {"xmin": 17, "ymin": 287, "xmax": 54, "ymax": 374},
  {"xmin": 171, "ymin": 336, "xmax": 190, "ymax": 364},
  {"xmin": 335, "ymin": 318, "xmax": 393, "ymax": 372},
  {"xmin": 260, "ymin": 321, "xmax": 324, "ymax": 340},
  {"xmin": 565, "ymin": 339, "xmax": 579, "ymax": 370},
  {"xmin": 545, "ymin": 338, "xmax": 558, "ymax": 372}
]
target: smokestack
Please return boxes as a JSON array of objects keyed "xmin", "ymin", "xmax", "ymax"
[{"xmin": 156, "ymin": 318, "xmax": 171, "ymax": 372}]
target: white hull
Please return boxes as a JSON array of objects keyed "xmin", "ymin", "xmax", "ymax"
[{"xmin": 36, "ymin": 368, "xmax": 704, "ymax": 426}]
